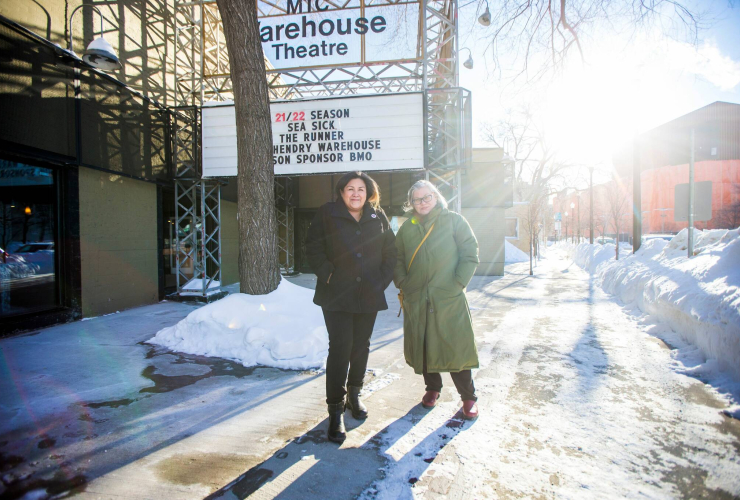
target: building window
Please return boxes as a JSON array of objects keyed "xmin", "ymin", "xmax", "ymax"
[
  {"xmin": 505, "ymin": 217, "xmax": 519, "ymax": 239},
  {"xmin": 0, "ymin": 160, "xmax": 58, "ymax": 318}
]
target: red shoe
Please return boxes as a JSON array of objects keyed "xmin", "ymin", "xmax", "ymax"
[
  {"xmin": 421, "ymin": 391, "xmax": 440, "ymax": 409},
  {"xmin": 462, "ymin": 400, "xmax": 478, "ymax": 420}
]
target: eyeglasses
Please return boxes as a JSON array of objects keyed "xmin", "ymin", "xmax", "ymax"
[{"xmin": 411, "ymin": 194, "xmax": 434, "ymax": 205}]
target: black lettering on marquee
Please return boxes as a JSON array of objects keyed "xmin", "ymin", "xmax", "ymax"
[
  {"xmin": 286, "ymin": 0, "xmax": 329, "ymax": 15},
  {"xmin": 273, "ymin": 106, "xmax": 385, "ymax": 168},
  {"xmin": 260, "ymin": 15, "xmax": 386, "ymax": 43}
]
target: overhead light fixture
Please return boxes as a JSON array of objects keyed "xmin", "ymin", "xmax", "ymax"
[
  {"xmin": 82, "ymin": 37, "xmax": 121, "ymax": 71},
  {"xmin": 68, "ymin": 5, "xmax": 121, "ymax": 71},
  {"xmin": 478, "ymin": 1, "xmax": 491, "ymax": 26},
  {"xmin": 461, "ymin": 47, "xmax": 474, "ymax": 70}
]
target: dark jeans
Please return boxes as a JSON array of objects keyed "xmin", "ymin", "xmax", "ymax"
[
  {"xmin": 322, "ymin": 309, "xmax": 378, "ymax": 405},
  {"xmin": 422, "ymin": 344, "xmax": 477, "ymax": 401}
]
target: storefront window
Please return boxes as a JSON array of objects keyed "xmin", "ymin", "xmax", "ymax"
[
  {"xmin": 0, "ymin": 160, "xmax": 58, "ymax": 318},
  {"xmin": 505, "ymin": 217, "xmax": 519, "ymax": 239}
]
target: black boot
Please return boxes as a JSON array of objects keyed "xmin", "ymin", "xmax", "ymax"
[
  {"xmin": 345, "ymin": 385, "xmax": 368, "ymax": 420},
  {"xmin": 327, "ymin": 402, "xmax": 346, "ymax": 443}
]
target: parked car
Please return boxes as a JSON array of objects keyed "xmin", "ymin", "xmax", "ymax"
[
  {"xmin": 642, "ymin": 234, "xmax": 674, "ymax": 243},
  {"xmin": 12, "ymin": 242, "xmax": 55, "ymax": 274},
  {"xmin": 596, "ymin": 237, "xmax": 616, "ymax": 245},
  {"xmin": 4, "ymin": 241, "xmax": 25, "ymax": 253}
]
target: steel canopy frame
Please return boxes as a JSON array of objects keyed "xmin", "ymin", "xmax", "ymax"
[
  {"xmin": 171, "ymin": 106, "xmax": 224, "ymax": 298},
  {"xmin": 172, "ymin": 0, "xmax": 466, "ymax": 280}
]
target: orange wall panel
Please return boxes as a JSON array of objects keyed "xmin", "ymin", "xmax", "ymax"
[{"xmin": 640, "ymin": 160, "xmax": 740, "ymax": 231}]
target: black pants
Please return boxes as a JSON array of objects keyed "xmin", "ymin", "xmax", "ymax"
[
  {"xmin": 422, "ymin": 344, "xmax": 477, "ymax": 401},
  {"xmin": 322, "ymin": 309, "xmax": 378, "ymax": 405}
]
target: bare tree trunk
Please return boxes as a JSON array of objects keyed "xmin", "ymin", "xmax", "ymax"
[
  {"xmin": 217, "ymin": 0, "xmax": 280, "ymax": 294},
  {"xmin": 615, "ymin": 223, "xmax": 620, "ymax": 260}
]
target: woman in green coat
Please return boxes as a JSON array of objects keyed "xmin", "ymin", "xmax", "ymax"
[{"xmin": 394, "ymin": 180, "xmax": 480, "ymax": 420}]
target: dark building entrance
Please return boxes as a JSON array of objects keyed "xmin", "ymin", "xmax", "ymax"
[{"xmin": 294, "ymin": 210, "xmax": 317, "ymax": 274}]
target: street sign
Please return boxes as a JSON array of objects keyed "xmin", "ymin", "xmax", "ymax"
[
  {"xmin": 554, "ymin": 212, "xmax": 562, "ymax": 221},
  {"xmin": 674, "ymin": 181, "xmax": 712, "ymax": 222}
]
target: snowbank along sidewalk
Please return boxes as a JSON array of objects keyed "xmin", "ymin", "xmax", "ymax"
[{"xmin": 557, "ymin": 228, "xmax": 740, "ymax": 416}]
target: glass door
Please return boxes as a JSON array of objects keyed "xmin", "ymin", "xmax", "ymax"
[{"xmin": 0, "ymin": 159, "xmax": 59, "ymax": 318}]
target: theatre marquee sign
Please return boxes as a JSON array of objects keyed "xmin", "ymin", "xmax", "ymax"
[{"xmin": 202, "ymin": 92, "xmax": 424, "ymax": 177}]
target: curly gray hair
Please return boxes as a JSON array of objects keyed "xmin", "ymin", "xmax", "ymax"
[{"xmin": 403, "ymin": 180, "xmax": 448, "ymax": 213}]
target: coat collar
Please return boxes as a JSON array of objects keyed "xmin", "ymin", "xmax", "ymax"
[
  {"xmin": 329, "ymin": 200, "xmax": 378, "ymax": 223},
  {"xmin": 411, "ymin": 205, "xmax": 446, "ymax": 230}
]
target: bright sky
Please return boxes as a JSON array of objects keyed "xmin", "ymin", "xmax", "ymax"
[{"xmin": 457, "ymin": 1, "xmax": 740, "ymax": 176}]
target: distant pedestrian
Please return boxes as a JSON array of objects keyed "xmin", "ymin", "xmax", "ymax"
[
  {"xmin": 305, "ymin": 171, "xmax": 397, "ymax": 443},
  {"xmin": 394, "ymin": 180, "xmax": 480, "ymax": 419}
]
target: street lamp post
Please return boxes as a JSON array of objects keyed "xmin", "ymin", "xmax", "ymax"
[
  {"xmin": 564, "ymin": 211, "xmax": 569, "ymax": 242},
  {"xmin": 655, "ymin": 208, "xmax": 670, "ymax": 233},
  {"xmin": 577, "ymin": 194, "xmax": 581, "ymax": 244},
  {"xmin": 570, "ymin": 202, "xmax": 575, "ymax": 244},
  {"xmin": 589, "ymin": 166, "xmax": 594, "ymax": 244},
  {"xmin": 641, "ymin": 210, "xmax": 650, "ymax": 234}
]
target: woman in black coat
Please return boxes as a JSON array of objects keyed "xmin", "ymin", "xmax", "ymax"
[{"xmin": 305, "ymin": 171, "xmax": 397, "ymax": 443}]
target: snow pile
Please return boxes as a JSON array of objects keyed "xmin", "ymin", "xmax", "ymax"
[
  {"xmin": 0, "ymin": 258, "xmax": 40, "ymax": 279},
  {"xmin": 504, "ymin": 240, "xmax": 529, "ymax": 263},
  {"xmin": 573, "ymin": 242, "xmax": 632, "ymax": 273},
  {"xmin": 570, "ymin": 228, "xmax": 740, "ymax": 380},
  {"xmin": 149, "ymin": 279, "xmax": 329, "ymax": 370}
]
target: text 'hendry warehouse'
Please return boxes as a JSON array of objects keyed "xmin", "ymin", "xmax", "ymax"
[{"xmin": 273, "ymin": 108, "xmax": 382, "ymax": 165}]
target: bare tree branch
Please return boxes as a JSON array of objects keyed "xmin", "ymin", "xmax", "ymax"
[{"xmin": 476, "ymin": 0, "xmax": 705, "ymax": 82}]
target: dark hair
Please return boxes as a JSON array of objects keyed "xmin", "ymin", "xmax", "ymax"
[{"xmin": 334, "ymin": 171, "xmax": 381, "ymax": 209}]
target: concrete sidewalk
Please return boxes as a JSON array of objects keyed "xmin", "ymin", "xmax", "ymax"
[
  {"xmin": 3, "ymin": 261, "xmax": 739, "ymax": 499},
  {"xmin": 0, "ymin": 272, "xmax": 517, "ymax": 499}
]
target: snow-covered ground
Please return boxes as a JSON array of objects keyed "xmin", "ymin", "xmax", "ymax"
[
  {"xmin": 150, "ymin": 239, "xmax": 544, "ymax": 369},
  {"xmin": 361, "ymin": 259, "xmax": 740, "ymax": 499},
  {"xmin": 149, "ymin": 279, "xmax": 328, "ymax": 370},
  {"xmin": 4, "ymin": 261, "xmax": 739, "ymax": 498},
  {"xmin": 504, "ymin": 240, "xmax": 529, "ymax": 263},
  {"xmin": 555, "ymin": 228, "xmax": 740, "ymax": 417}
]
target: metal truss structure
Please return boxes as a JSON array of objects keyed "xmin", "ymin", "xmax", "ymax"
[
  {"xmin": 171, "ymin": 107, "xmax": 224, "ymax": 298},
  {"xmin": 274, "ymin": 177, "xmax": 296, "ymax": 273},
  {"xmin": 172, "ymin": 0, "xmax": 467, "ymax": 277}
]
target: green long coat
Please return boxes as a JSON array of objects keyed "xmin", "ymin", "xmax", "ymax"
[{"xmin": 393, "ymin": 206, "xmax": 480, "ymax": 374}]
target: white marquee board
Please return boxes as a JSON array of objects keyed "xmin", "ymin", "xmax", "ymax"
[
  {"xmin": 202, "ymin": 93, "xmax": 424, "ymax": 177},
  {"xmin": 257, "ymin": 1, "xmax": 420, "ymax": 72}
]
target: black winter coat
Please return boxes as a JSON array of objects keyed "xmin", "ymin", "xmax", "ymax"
[{"xmin": 305, "ymin": 201, "xmax": 397, "ymax": 313}]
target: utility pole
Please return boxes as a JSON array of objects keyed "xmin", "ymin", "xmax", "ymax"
[
  {"xmin": 589, "ymin": 167, "xmax": 594, "ymax": 244},
  {"xmin": 688, "ymin": 129, "xmax": 695, "ymax": 258}
]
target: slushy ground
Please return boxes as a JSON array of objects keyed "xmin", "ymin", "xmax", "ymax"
[{"xmin": 1, "ymin": 258, "xmax": 739, "ymax": 499}]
